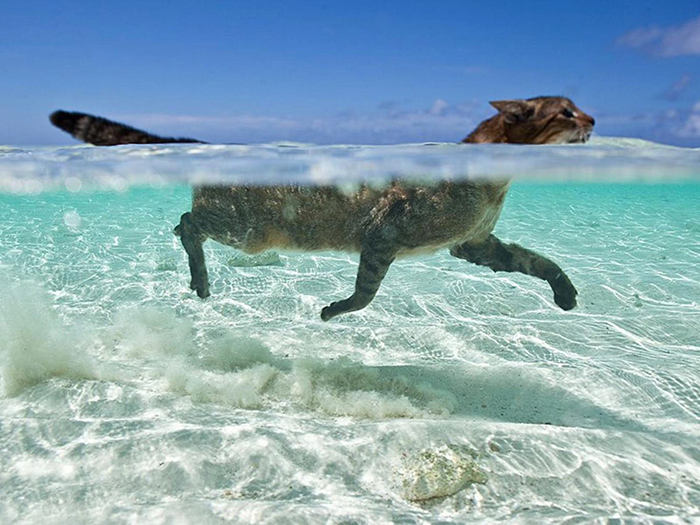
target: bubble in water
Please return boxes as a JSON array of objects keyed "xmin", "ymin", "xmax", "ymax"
[
  {"xmin": 64, "ymin": 177, "xmax": 82, "ymax": 193},
  {"xmin": 23, "ymin": 179, "xmax": 44, "ymax": 195},
  {"xmin": 63, "ymin": 210, "xmax": 82, "ymax": 230}
]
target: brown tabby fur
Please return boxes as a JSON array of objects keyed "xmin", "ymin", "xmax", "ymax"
[
  {"xmin": 50, "ymin": 110, "xmax": 203, "ymax": 146},
  {"xmin": 50, "ymin": 96, "xmax": 594, "ymax": 320}
]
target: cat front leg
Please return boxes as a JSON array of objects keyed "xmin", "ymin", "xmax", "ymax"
[
  {"xmin": 450, "ymin": 234, "xmax": 577, "ymax": 310},
  {"xmin": 321, "ymin": 241, "xmax": 397, "ymax": 321},
  {"xmin": 174, "ymin": 212, "xmax": 210, "ymax": 298}
]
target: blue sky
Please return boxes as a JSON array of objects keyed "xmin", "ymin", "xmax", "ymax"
[{"xmin": 1, "ymin": 1, "xmax": 699, "ymax": 146}]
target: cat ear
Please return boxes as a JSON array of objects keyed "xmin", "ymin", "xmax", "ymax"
[{"xmin": 489, "ymin": 100, "xmax": 534, "ymax": 124}]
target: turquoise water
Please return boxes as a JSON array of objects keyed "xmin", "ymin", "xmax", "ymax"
[{"xmin": 0, "ymin": 143, "xmax": 699, "ymax": 523}]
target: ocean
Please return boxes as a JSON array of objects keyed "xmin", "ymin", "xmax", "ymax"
[{"xmin": 0, "ymin": 139, "xmax": 698, "ymax": 523}]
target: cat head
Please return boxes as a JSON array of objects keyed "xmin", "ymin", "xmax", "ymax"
[{"xmin": 490, "ymin": 96, "xmax": 594, "ymax": 144}]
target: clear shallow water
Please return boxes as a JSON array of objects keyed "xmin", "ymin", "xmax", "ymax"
[{"xmin": 0, "ymin": 142, "xmax": 699, "ymax": 523}]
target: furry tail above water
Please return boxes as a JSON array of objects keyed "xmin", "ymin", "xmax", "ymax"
[{"xmin": 49, "ymin": 110, "xmax": 206, "ymax": 146}]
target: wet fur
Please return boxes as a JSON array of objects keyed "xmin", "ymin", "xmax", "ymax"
[{"xmin": 50, "ymin": 97, "xmax": 594, "ymax": 320}]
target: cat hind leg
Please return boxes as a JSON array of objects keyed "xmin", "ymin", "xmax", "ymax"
[{"xmin": 450, "ymin": 234, "xmax": 577, "ymax": 310}]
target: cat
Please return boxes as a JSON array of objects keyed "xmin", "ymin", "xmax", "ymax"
[{"xmin": 50, "ymin": 96, "xmax": 594, "ymax": 320}]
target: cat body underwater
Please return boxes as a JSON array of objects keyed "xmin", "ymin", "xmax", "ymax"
[{"xmin": 50, "ymin": 96, "xmax": 595, "ymax": 320}]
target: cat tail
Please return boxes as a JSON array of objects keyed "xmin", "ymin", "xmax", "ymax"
[{"xmin": 49, "ymin": 110, "xmax": 206, "ymax": 146}]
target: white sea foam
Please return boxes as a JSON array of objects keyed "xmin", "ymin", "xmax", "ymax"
[
  {"xmin": 0, "ymin": 287, "xmax": 455, "ymax": 419},
  {"xmin": 0, "ymin": 282, "xmax": 96, "ymax": 396}
]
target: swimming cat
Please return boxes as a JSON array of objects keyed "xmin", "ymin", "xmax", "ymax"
[{"xmin": 50, "ymin": 96, "xmax": 594, "ymax": 320}]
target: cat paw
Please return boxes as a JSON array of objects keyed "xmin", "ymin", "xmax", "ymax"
[
  {"xmin": 554, "ymin": 290, "xmax": 577, "ymax": 310},
  {"xmin": 551, "ymin": 273, "xmax": 577, "ymax": 310},
  {"xmin": 190, "ymin": 280, "xmax": 210, "ymax": 299},
  {"xmin": 321, "ymin": 304, "xmax": 337, "ymax": 321}
]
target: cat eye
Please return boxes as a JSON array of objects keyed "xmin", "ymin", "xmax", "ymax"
[{"xmin": 561, "ymin": 108, "xmax": 576, "ymax": 118}]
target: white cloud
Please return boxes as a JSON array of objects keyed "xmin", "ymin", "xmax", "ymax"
[
  {"xmin": 660, "ymin": 74, "xmax": 691, "ymax": 101},
  {"xmin": 677, "ymin": 101, "xmax": 700, "ymax": 138},
  {"xmin": 592, "ymin": 103, "xmax": 700, "ymax": 144},
  {"xmin": 429, "ymin": 98, "xmax": 451, "ymax": 116},
  {"xmin": 617, "ymin": 14, "xmax": 700, "ymax": 56},
  {"xmin": 120, "ymin": 99, "xmax": 486, "ymax": 145},
  {"xmin": 617, "ymin": 27, "xmax": 663, "ymax": 49}
]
